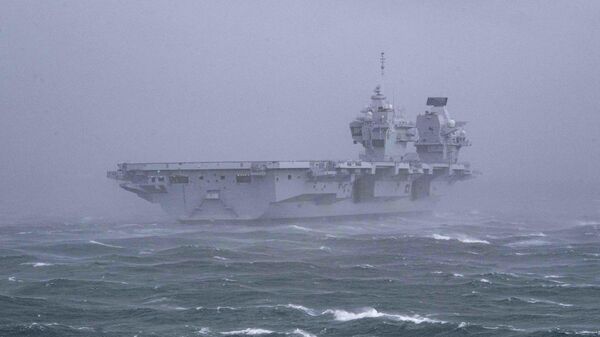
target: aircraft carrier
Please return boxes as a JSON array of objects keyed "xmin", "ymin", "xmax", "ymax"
[{"xmin": 107, "ymin": 55, "xmax": 473, "ymax": 222}]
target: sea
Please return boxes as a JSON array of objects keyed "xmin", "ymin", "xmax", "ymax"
[{"xmin": 1, "ymin": 192, "xmax": 599, "ymax": 336}]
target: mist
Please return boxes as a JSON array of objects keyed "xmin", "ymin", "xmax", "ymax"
[{"xmin": 2, "ymin": 0, "xmax": 599, "ymax": 222}]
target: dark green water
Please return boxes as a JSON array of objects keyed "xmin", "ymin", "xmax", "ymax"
[{"xmin": 1, "ymin": 211, "xmax": 599, "ymax": 336}]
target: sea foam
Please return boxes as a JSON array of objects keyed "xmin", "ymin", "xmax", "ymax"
[
  {"xmin": 323, "ymin": 308, "xmax": 443, "ymax": 324},
  {"xmin": 220, "ymin": 328, "xmax": 273, "ymax": 335},
  {"xmin": 21, "ymin": 262, "xmax": 53, "ymax": 267},
  {"xmin": 89, "ymin": 240, "xmax": 123, "ymax": 249},
  {"xmin": 284, "ymin": 304, "xmax": 318, "ymax": 316},
  {"xmin": 431, "ymin": 234, "xmax": 489, "ymax": 244},
  {"xmin": 292, "ymin": 329, "xmax": 316, "ymax": 337}
]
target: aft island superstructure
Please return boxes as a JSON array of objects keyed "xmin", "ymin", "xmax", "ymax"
[{"xmin": 108, "ymin": 57, "xmax": 473, "ymax": 222}]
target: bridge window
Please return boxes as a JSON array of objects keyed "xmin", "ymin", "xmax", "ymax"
[
  {"xmin": 351, "ymin": 127, "xmax": 362, "ymax": 137},
  {"xmin": 220, "ymin": 175, "xmax": 226, "ymax": 180},
  {"xmin": 372, "ymin": 139, "xmax": 385, "ymax": 147},
  {"xmin": 236, "ymin": 174, "xmax": 251, "ymax": 183},
  {"xmin": 169, "ymin": 175, "xmax": 189, "ymax": 184},
  {"xmin": 288, "ymin": 174, "xmax": 292, "ymax": 180}
]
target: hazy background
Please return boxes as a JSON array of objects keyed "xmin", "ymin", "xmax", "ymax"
[{"xmin": 1, "ymin": 0, "xmax": 599, "ymax": 222}]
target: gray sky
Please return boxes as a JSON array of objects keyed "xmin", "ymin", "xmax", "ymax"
[{"xmin": 1, "ymin": 0, "xmax": 599, "ymax": 220}]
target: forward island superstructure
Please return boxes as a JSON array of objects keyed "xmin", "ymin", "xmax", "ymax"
[{"xmin": 108, "ymin": 56, "xmax": 473, "ymax": 222}]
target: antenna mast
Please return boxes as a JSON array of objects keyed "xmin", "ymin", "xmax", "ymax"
[{"xmin": 380, "ymin": 52, "xmax": 385, "ymax": 80}]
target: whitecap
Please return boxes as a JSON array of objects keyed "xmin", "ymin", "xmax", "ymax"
[
  {"xmin": 221, "ymin": 328, "xmax": 273, "ymax": 335},
  {"xmin": 172, "ymin": 306, "xmax": 188, "ymax": 310},
  {"xmin": 291, "ymin": 328, "xmax": 316, "ymax": 337},
  {"xmin": 213, "ymin": 256, "xmax": 229, "ymax": 261},
  {"xmin": 143, "ymin": 297, "xmax": 168, "ymax": 304},
  {"xmin": 8, "ymin": 276, "xmax": 16, "ymax": 282},
  {"xmin": 216, "ymin": 306, "xmax": 240, "ymax": 312},
  {"xmin": 431, "ymin": 234, "xmax": 451, "ymax": 241},
  {"xmin": 89, "ymin": 240, "xmax": 123, "ymax": 249},
  {"xmin": 507, "ymin": 239, "xmax": 549, "ymax": 247},
  {"xmin": 356, "ymin": 264, "xmax": 375, "ymax": 269},
  {"xmin": 572, "ymin": 331, "xmax": 600, "ymax": 335},
  {"xmin": 431, "ymin": 234, "xmax": 489, "ymax": 244},
  {"xmin": 544, "ymin": 275, "xmax": 563, "ymax": 279},
  {"xmin": 284, "ymin": 304, "xmax": 318, "ymax": 316},
  {"xmin": 479, "ymin": 278, "xmax": 491, "ymax": 283},
  {"xmin": 21, "ymin": 262, "xmax": 53, "ymax": 267},
  {"xmin": 196, "ymin": 327, "xmax": 211, "ymax": 335},
  {"xmin": 525, "ymin": 297, "xmax": 573, "ymax": 307},
  {"xmin": 453, "ymin": 273, "xmax": 464, "ymax": 278},
  {"xmin": 323, "ymin": 308, "xmax": 443, "ymax": 324},
  {"xmin": 482, "ymin": 325, "xmax": 525, "ymax": 332},
  {"xmin": 27, "ymin": 322, "xmax": 94, "ymax": 331},
  {"xmin": 290, "ymin": 225, "xmax": 312, "ymax": 231},
  {"xmin": 456, "ymin": 236, "xmax": 490, "ymax": 244},
  {"xmin": 458, "ymin": 322, "xmax": 468, "ymax": 328}
]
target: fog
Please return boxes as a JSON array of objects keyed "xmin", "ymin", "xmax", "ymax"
[{"xmin": 1, "ymin": 0, "xmax": 599, "ymax": 222}]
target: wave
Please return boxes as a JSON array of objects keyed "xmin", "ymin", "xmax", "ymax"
[
  {"xmin": 501, "ymin": 296, "xmax": 573, "ymax": 307},
  {"xmin": 544, "ymin": 274, "xmax": 563, "ymax": 279},
  {"xmin": 355, "ymin": 264, "xmax": 375, "ymax": 269},
  {"xmin": 292, "ymin": 329, "xmax": 316, "ymax": 337},
  {"xmin": 221, "ymin": 328, "xmax": 273, "ymax": 335},
  {"xmin": 20, "ymin": 322, "xmax": 94, "ymax": 332},
  {"xmin": 258, "ymin": 304, "xmax": 442, "ymax": 326},
  {"xmin": 431, "ymin": 234, "xmax": 451, "ymax": 241},
  {"xmin": 220, "ymin": 327, "xmax": 316, "ymax": 336},
  {"xmin": 284, "ymin": 304, "xmax": 319, "ymax": 316},
  {"xmin": 506, "ymin": 239, "xmax": 551, "ymax": 247},
  {"xmin": 459, "ymin": 237, "xmax": 490, "ymax": 244},
  {"xmin": 572, "ymin": 331, "xmax": 600, "ymax": 336},
  {"xmin": 196, "ymin": 327, "xmax": 211, "ymax": 335},
  {"xmin": 89, "ymin": 240, "xmax": 123, "ymax": 249},
  {"xmin": 431, "ymin": 234, "xmax": 490, "ymax": 244},
  {"xmin": 290, "ymin": 225, "xmax": 313, "ymax": 231},
  {"xmin": 322, "ymin": 308, "xmax": 443, "ymax": 324},
  {"xmin": 21, "ymin": 262, "xmax": 53, "ymax": 267},
  {"xmin": 546, "ymin": 328, "xmax": 600, "ymax": 336},
  {"xmin": 524, "ymin": 297, "xmax": 573, "ymax": 307}
]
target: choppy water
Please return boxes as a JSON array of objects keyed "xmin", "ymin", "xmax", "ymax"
[{"xmin": 1, "ymin": 212, "xmax": 600, "ymax": 337}]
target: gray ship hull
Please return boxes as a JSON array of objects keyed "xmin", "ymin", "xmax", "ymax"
[{"xmin": 108, "ymin": 160, "xmax": 470, "ymax": 222}]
